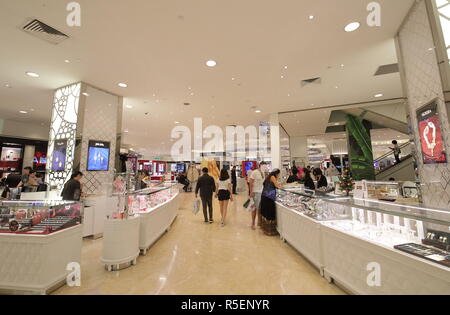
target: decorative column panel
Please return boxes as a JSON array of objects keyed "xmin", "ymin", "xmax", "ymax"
[
  {"xmin": 46, "ymin": 83, "xmax": 81, "ymax": 190},
  {"xmin": 397, "ymin": 0, "xmax": 450, "ymax": 209},
  {"xmin": 346, "ymin": 114, "xmax": 375, "ymax": 181},
  {"xmin": 269, "ymin": 113, "xmax": 281, "ymax": 170},
  {"xmin": 77, "ymin": 84, "xmax": 122, "ymax": 195}
]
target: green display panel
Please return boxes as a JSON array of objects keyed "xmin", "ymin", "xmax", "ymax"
[{"xmin": 346, "ymin": 114, "xmax": 375, "ymax": 180}]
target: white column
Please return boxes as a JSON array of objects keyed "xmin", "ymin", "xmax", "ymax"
[
  {"xmin": 290, "ymin": 136, "xmax": 308, "ymax": 167},
  {"xmin": 270, "ymin": 113, "xmax": 281, "ymax": 170}
]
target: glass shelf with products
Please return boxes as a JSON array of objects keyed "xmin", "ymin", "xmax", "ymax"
[
  {"xmin": 109, "ymin": 182, "xmax": 179, "ymax": 220},
  {"xmin": 277, "ymin": 187, "xmax": 450, "ymax": 268},
  {"xmin": 0, "ymin": 200, "xmax": 82, "ymax": 235}
]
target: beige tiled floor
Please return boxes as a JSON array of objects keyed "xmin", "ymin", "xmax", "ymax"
[{"xmin": 54, "ymin": 193, "xmax": 345, "ymax": 295}]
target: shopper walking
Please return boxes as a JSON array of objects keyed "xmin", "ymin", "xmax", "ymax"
[
  {"xmin": 195, "ymin": 168, "xmax": 216, "ymax": 224},
  {"xmin": 249, "ymin": 162, "xmax": 266, "ymax": 230},
  {"xmin": 215, "ymin": 168, "xmax": 233, "ymax": 227},
  {"xmin": 246, "ymin": 167, "xmax": 254, "ymax": 196},
  {"xmin": 260, "ymin": 169, "xmax": 282, "ymax": 236},
  {"xmin": 231, "ymin": 166, "xmax": 237, "ymax": 195}
]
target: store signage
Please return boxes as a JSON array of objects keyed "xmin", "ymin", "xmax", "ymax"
[{"xmin": 416, "ymin": 101, "xmax": 447, "ymax": 164}]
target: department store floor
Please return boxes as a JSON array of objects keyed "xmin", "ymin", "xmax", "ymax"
[{"xmin": 54, "ymin": 192, "xmax": 345, "ymax": 295}]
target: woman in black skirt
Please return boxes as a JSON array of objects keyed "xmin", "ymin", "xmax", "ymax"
[
  {"xmin": 260, "ymin": 169, "xmax": 282, "ymax": 236},
  {"xmin": 216, "ymin": 168, "xmax": 234, "ymax": 227}
]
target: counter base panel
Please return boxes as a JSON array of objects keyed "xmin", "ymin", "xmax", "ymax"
[{"xmin": 0, "ymin": 225, "xmax": 83, "ymax": 295}]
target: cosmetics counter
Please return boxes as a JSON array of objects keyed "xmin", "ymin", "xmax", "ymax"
[
  {"xmin": 276, "ymin": 188, "xmax": 450, "ymax": 295},
  {"xmin": 102, "ymin": 182, "xmax": 180, "ymax": 271},
  {"xmin": 0, "ymin": 200, "xmax": 83, "ymax": 294}
]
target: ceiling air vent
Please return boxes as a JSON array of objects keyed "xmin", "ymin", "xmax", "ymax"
[
  {"xmin": 22, "ymin": 19, "xmax": 69, "ymax": 45},
  {"xmin": 374, "ymin": 63, "xmax": 399, "ymax": 76},
  {"xmin": 301, "ymin": 77, "xmax": 321, "ymax": 87}
]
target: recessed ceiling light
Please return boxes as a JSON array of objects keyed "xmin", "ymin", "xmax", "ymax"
[
  {"xmin": 231, "ymin": 77, "xmax": 236, "ymax": 81},
  {"xmin": 64, "ymin": 60, "xmax": 70, "ymax": 63},
  {"xmin": 281, "ymin": 75, "xmax": 285, "ymax": 79},
  {"xmin": 374, "ymin": 93, "xmax": 383, "ymax": 98},
  {"xmin": 26, "ymin": 72, "xmax": 39, "ymax": 78},
  {"xmin": 309, "ymin": 15, "xmax": 315, "ymax": 20},
  {"xmin": 82, "ymin": 92, "xmax": 89, "ymax": 96},
  {"xmin": 175, "ymin": 121, "xmax": 180, "ymax": 124},
  {"xmin": 19, "ymin": 110, "xmax": 28, "ymax": 114},
  {"xmin": 340, "ymin": 64, "xmax": 345, "ymax": 68},
  {"xmin": 255, "ymin": 110, "xmax": 262, "ymax": 113},
  {"xmin": 126, "ymin": 105, "xmax": 133, "ymax": 109},
  {"xmin": 206, "ymin": 60, "xmax": 217, "ymax": 67},
  {"xmin": 345, "ymin": 22, "xmax": 360, "ymax": 32},
  {"xmin": 284, "ymin": 65, "xmax": 288, "ymax": 69},
  {"xmin": 118, "ymin": 83, "xmax": 128, "ymax": 88},
  {"xmin": 4, "ymin": 83, "xmax": 11, "ymax": 88}
]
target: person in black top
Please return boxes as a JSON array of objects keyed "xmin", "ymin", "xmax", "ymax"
[
  {"xmin": 17, "ymin": 166, "xmax": 32, "ymax": 188},
  {"xmin": 287, "ymin": 170, "xmax": 297, "ymax": 184},
  {"xmin": 195, "ymin": 168, "xmax": 216, "ymax": 223},
  {"xmin": 231, "ymin": 166, "xmax": 237, "ymax": 195},
  {"xmin": 304, "ymin": 169, "xmax": 316, "ymax": 190},
  {"xmin": 315, "ymin": 169, "xmax": 328, "ymax": 189},
  {"xmin": 61, "ymin": 171, "xmax": 84, "ymax": 201}
]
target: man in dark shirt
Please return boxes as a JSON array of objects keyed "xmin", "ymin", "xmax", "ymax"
[
  {"xmin": 17, "ymin": 167, "xmax": 32, "ymax": 188},
  {"xmin": 62, "ymin": 171, "xmax": 84, "ymax": 201},
  {"xmin": 231, "ymin": 166, "xmax": 237, "ymax": 195},
  {"xmin": 195, "ymin": 168, "xmax": 216, "ymax": 223}
]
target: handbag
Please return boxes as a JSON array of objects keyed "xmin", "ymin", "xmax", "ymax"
[
  {"xmin": 192, "ymin": 198, "xmax": 200, "ymax": 215},
  {"xmin": 262, "ymin": 183, "xmax": 277, "ymax": 201},
  {"xmin": 243, "ymin": 198, "xmax": 255, "ymax": 212}
]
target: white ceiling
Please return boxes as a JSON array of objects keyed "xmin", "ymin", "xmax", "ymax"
[{"xmin": 0, "ymin": 0, "xmax": 414, "ymax": 157}]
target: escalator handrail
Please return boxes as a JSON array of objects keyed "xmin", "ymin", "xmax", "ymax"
[{"xmin": 374, "ymin": 142, "xmax": 411, "ymax": 164}]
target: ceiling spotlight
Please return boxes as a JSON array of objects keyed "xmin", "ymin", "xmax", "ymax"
[
  {"xmin": 124, "ymin": 129, "xmax": 129, "ymax": 133},
  {"xmin": 126, "ymin": 105, "xmax": 133, "ymax": 109},
  {"xmin": 255, "ymin": 110, "xmax": 262, "ymax": 113},
  {"xmin": 206, "ymin": 60, "xmax": 217, "ymax": 67},
  {"xmin": 19, "ymin": 110, "xmax": 28, "ymax": 114},
  {"xmin": 284, "ymin": 65, "xmax": 288, "ymax": 69},
  {"xmin": 231, "ymin": 77, "xmax": 236, "ymax": 81},
  {"xmin": 345, "ymin": 22, "xmax": 360, "ymax": 32},
  {"xmin": 4, "ymin": 83, "xmax": 11, "ymax": 88},
  {"xmin": 374, "ymin": 93, "xmax": 383, "ymax": 98},
  {"xmin": 82, "ymin": 92, "xmax": 89, "ymax": 96},
  {"xmin": 118, "ymin": 83, "xmax": 128, "ymax": 88},
  {"xmin": 175, "ymin": 121, "xmax": 180, "ymax": 124},
  {"xmin": 309, "ymin": 15, "xmax": 315, "ymax": 20},
  {"xmin": 26, "ymin": 72, "xmax": 39, "ymax": 78},
  {"xmin": 281, "ymin": 75, "xmax": 285, "ymax": 79},
  {"xmin": 64, "ymin": 60, "xmax": 70, "ymax": 63}
]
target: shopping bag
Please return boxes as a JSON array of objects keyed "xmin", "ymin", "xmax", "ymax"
[
  {"xmin": 192, "ymin": 198, "xmax": 200, "ymax": 215},
  {"xmin": 243, "ymin": 198, "xmax": 255, "ymax": 212}
]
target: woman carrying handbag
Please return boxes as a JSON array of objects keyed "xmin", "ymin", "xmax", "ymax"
[{"xmin": 260, "ymin": 169, "xmax": 282, "ymax": 236}]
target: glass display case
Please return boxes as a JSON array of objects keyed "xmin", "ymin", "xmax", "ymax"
[
  {"xmin": 110, "ymin": 182, "xmax": 178, "ymax": 220},
  {"xmin": 278, "ymin": 187, "xmax": 450, "ymax": 268},
  {"xmin": 0, "ymin": 200, "xmax": 82, "ymax": 234}
]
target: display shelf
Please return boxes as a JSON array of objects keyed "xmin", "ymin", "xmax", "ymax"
[{"xmin": 277, "ymin": 187, "xmax": 450, "ymax": 295}]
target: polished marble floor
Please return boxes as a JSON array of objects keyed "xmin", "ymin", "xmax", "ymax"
[{"xmin": 54, "ymin": 192, "xmax": 345, "ymax": 295}]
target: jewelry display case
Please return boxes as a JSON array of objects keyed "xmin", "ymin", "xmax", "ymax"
[
  {"xmin": 0, "ymin": 200, "xmax": 82, "ymax": 234},
  {"xmin": 102, "ymin": 182, "xmax": 180, "ymax": 271},
  {"xmin": 276, "ymin": 188, "xmax": 450, "ymax": 294},
  {"xmin": 0, "ymin": 200, "xmax": 83, "ymax": 294}
]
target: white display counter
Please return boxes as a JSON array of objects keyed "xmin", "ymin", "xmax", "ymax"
[
  {"xmin": 101, "ymin": 187, "xmax": 180, "ymax": 271},
  {"xmin": 139, "ymin": 193, "xmax": 180, "ymax": 255},
  {"xmin": 83, "ymin": 195, "xmax": 117, "ymax": 238},
  {"xmin": 0, "ymin": 225, "xmax": 83, "ymax": 295},
  {"xmin": 276, "ymin": 189, "xmax": 450, "ymax": 295},
  {"xmin": 276, "ymin": 203, "xmax": 323, "ymax": 273}
]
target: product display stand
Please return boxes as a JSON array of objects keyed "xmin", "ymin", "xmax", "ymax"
[
  {"xmin": 139, "ymin": 193, "xmax": 180, "ymax": 255},
  {"xmin": 101, "ymin": 216, "xmax": 140, "ymax": 271},
  {"xmin": 0, "ymin": 225, "xmax": 83, "ymax": 295}
]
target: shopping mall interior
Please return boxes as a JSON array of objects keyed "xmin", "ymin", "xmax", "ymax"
[{"xmin": 0, "ymin": 0, "xmax": 449, "ymax": 296}]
